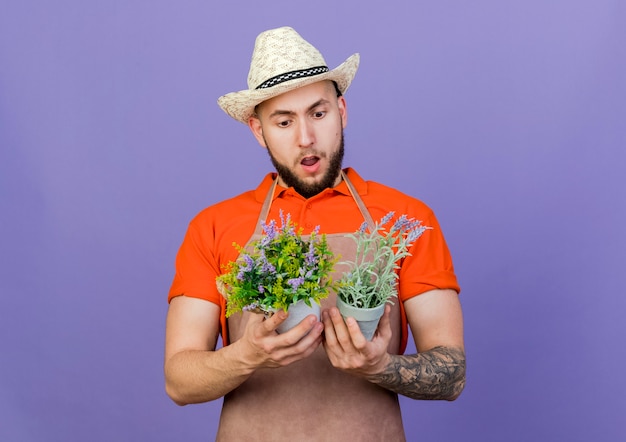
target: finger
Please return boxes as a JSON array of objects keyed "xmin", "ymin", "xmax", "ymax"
[
  {"xmin": 291, "ymin": 320, "xmax": 324, "ymax": 352},
  {"xmin": 279, "ymin": 332, "xmax": 323, "ymax": 365},
  {"xmin": 270, "ymin": 319, "xmax": 324, "ymax": 365},
  {"xmin": 328, "ymin": 307, "xmax": 354, "ymax": 350},
  {"xmin": 374, "ymin": 305, "xmax": 392, "ymax": 340},
  {"xmin": 263, "ymin": 310, "xmax": 287, "ymax": 333},
  {"xmin": 279, "ymin": 314, "xmax": 322, "ymax": 344},
  {"xmin": 344, "ymin": 314, "xmax": 367, "ymax": 350},
  {"xmin": 321, "ymin": 309, "xmax": 338, "ymax": 346}
]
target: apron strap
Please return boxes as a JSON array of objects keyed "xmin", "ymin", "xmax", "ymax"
[
  {"xmin": 341, "ymin": 170, "xmax": 375, "ymax": 232},
  {"xmin": 253, "ymin": 178, "xmax": 278, "ymax": 236}
]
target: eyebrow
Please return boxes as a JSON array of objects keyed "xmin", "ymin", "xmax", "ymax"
[{"xmin": 268, "ymin": 98, "xmax": 330, "ymax": 119}]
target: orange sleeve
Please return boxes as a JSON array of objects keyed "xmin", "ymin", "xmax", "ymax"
[
  {"xmin": 168, "ymin": 218, "xmax": 231, "ymax": 344},
  {"xmin": 394, "ymin": 206, "xmax": 460, "ymax": 355},
  {"xmin": 168, "ymin": 221, "xmax": 222, "ymax": 305},
  {"xmin": 398, "ymin": 209, "xmax": 460, "ymax": 300}
]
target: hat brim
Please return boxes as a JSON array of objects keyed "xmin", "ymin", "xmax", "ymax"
[{"xmin": 217, "ymin": 53, "xmax": 360, "ymax": 124}]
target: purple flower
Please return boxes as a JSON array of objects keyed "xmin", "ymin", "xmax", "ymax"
[
  {"xmin": 305, "ymin": 241, "xmax": 318, "ymax": 266},
  {"xmin": 392, "ymin": 214, "xmax": 409, "ymax": 232},
  {"xmin": 380, "ymin": 211, "xmax": 395, "ymax": 227},
  {"xmin": 261, "ymin": 219, "xmax": 277, "ymax": 246},
  {"xmin": 237, "ymin": 254, "xmax": 255, "ymax": 280},
  {"xmin": 244, "ymin": 254, "xmax": 254, "ymax": 267},
  {"xmin": 277, "ymin": 210, "xmax": 296, "ymax": 236},
  {"xmin": 257, "ymin": 249, "xmax": 276, "ymax": 273},
  {"xmin": 261, "ymin": 261, "xmax": 275, "ymax": 273},
  {"xmin": 287, "ymin": 276, "xmax": 305, "ymax": 291},
  {"xmin": 358, "ymin": 221, "xmax": 368, "ymax": 234},
  {"xmin": 243, "ymin": 302, "xmax": 259, "ymax": 312},
  {"xmin": 407, "ymin": 225, "xmax": 430, "ymax": 243}
]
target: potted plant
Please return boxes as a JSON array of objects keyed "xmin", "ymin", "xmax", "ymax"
[
  {"xmin": 336, "ymin": 212, "xmax": 431, "ymax": 340},
  {"xmin": 216, "ymin": 211, "xmax": 336, "ymax": 333}
]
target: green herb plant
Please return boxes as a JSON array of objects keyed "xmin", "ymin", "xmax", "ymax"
[
  {"xmin": 216, "ymin": 211, "xmax": 336, "ymax": 317},
  {"xmin": 337, "ymin": 212, "xmax": 431, "ymax": 309}
]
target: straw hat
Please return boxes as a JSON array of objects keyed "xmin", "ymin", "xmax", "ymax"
[{"xmin": 217, "ymin": 26, "xmax": 360, "ymax": 123}]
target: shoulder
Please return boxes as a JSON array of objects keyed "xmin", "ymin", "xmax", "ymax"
[
  {"xmin": 347, "ymin": 169, "xmax": 435, "ymax": 221},
  {"xmin": 188, "ymin": 173, "xmax": 274, "ymax": 230},
  {"xmin": 192, "ymin": 189, "xmax": 256, "ymax": 222},
  {"xmin": 185, "ymin": 192, "xmax": 252, "ymax": 239},
  {"xmin": 367, "ymin": 181, "xmax": 430, "ymax": 208}
]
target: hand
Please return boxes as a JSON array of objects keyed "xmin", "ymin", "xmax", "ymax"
[
  {"xmin": 322, "ymin": 305, "xmax": 393, "ymax": 377},
  {"xmin": 236, "ymin": 310, "xmax": 324, "ymax": 370}
]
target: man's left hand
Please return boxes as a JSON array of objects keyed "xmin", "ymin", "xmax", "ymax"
[{"xmin": 321, "ymin": 304, "xmax": 393, "ymax": 377}]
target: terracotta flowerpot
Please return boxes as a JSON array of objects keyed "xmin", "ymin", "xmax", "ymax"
[{"xmin": 336, "ymin": 297, "xmax": 385, "ymax": 340}]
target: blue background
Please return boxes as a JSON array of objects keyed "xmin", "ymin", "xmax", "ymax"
[{"xmin": 1, "ymin": 1, "xmax": 624, "ymax": 440}]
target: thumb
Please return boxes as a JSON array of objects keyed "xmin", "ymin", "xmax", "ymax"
[
  {"xmin": 264, "ymin": 309, "xmax": 288, "ymax": 332},
  {"xmin": 376, "ymin": 305, "xmax": 393, "ymax": 339}
]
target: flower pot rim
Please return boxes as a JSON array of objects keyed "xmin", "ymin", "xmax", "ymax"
[
  {"xmin": 262, "ymin": 297, "xmax": 318, "ymax": 314},
  {"xmin": 336, "ymin": 296, "xmax": 386, "ymax": 312},
  {"xmin": 336, "ymin": 297, "xmax": 386, "ymax": 322}
]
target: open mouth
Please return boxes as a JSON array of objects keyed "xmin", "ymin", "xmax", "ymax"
[{"xmin": 300, "ymin": 156, "xmax": 320, "ymax": 167}]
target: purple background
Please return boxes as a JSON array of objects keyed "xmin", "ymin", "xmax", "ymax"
[{"xmin": 1, "ymin": 1, "xmax": 624, "ymax": 440}]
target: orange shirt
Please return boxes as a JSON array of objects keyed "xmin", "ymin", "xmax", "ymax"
[{"xmin": 169, "ymin": 168, "xmax": 460, "ymax": 352}]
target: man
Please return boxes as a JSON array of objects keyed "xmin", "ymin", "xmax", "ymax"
[{"xmin": 165, "ymin": 26, "xmax": 465, "ymax": 441}]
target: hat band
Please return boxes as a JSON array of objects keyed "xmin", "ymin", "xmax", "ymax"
[{"xmin": 255, "ymin": 66, "xmax": 329, "ymax": 90}]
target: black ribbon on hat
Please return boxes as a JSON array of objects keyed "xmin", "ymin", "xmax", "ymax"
[{"xmin": 255, "ymin": 66, "xmax": 329, "ymax": 89}]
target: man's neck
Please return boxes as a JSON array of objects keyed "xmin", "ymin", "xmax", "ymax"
[{"xmin": 276, "ymin": 171, "xmax": 344, "ymax": 196}]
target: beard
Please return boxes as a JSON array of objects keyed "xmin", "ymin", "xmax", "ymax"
[{"xmin": 265, "ymin": 132, "xmax": 345, "ymax": 199}]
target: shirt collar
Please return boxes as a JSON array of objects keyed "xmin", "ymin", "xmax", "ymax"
[{"xmin": 253, "ymin": 167, "xmax": 367, "ymax": 203}]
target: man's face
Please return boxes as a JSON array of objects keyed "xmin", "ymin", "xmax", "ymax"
[{"xmin": 248, "ymin": 81, "xmax": 348, "ymax": 198}]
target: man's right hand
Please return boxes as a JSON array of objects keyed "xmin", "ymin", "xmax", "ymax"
[
  {"xmin": 165, "ymin": 296, "xmax": 324, "ymax": 405},
  {"xmin": 235, "ymin": 310, "xmax": 324, "ymax": 369}
]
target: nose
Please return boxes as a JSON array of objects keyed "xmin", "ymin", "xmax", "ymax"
[{"xmin": 297, "ymin": 119, "xmax": 315, "ymax": 148}]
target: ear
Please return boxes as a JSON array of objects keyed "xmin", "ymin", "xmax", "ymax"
[
  {"xmin": 248, "ymin": 115, "xmax": 267, "ymax": 148},
  {"xmin": 337, "ymin": 96, "xmax": 348, "ymax": 129}
]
